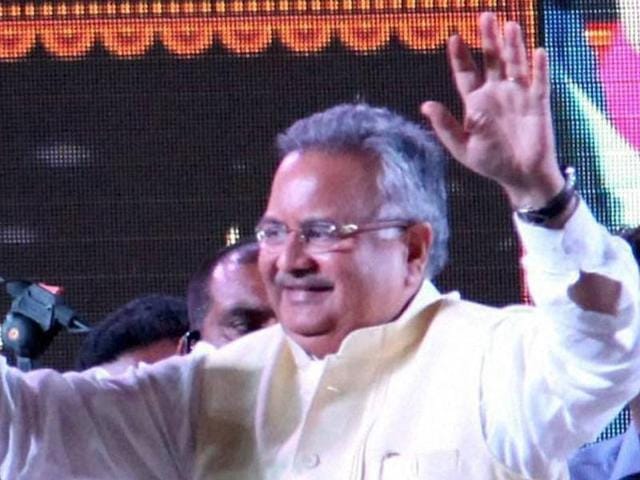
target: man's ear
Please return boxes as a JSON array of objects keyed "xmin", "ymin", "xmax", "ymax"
[
  {"xmin": 404, "ymin": 222, "xmax": 432, "ymax": 287},
  {"xmin": 176, "ymin": 334, "xmax": 190, "ymax": 355}
]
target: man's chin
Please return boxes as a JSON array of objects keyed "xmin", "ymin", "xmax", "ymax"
[
  {"xmin": 283, "ymin": 319, "xmax": 333, "ymax": 338},
  {"xmin": 277, "ymin": 302, "xmax": 331, "ymax": 330},
  {"xmin": 283, "ymin": 325, "xmax": 341, "ymax": 358}
]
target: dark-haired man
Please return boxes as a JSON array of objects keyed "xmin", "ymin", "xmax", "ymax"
[{"xmin": 76, "ymin": 294, "xmax": 188, "ymax": 374}]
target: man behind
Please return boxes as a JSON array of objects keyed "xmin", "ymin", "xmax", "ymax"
[
  {"xmin": 76, "ymin": 294, "xmax": 188, "ymax": 374},
  {"xmin": 0, "ymin": 13, "xmax": 639, "ymax": 480},
  {"xmin": 186, "ymin": 240, "xmax": 275, "ymax": 348}
]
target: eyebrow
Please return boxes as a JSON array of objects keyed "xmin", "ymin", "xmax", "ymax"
[
  {"xmin": 257, "ymin": 215, "xmax": 282, "ymax": 225},
  {"xmin": 221, "ymin": 306, "xmax": 275, "ymax": 324},
  {"xmin": 229, "ymin": 304, "xmax": 273, "ymax": 314}
]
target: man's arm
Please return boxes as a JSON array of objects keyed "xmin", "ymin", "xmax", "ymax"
[
  {"xmin": 422, "ymin": 11, "xmax": 640, "ymax": 477},
  {"xmin": 483, "ymin": 201, "xmax": 640, "ymax": 477},
  {"xmin": 0, "ymin": 353, "xmax": 200, "ymax": 479}
]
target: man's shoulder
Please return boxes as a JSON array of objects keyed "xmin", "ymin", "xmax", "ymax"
[
  {"xmin": 200, "ymin": 324, "xmax": 286, "ymax": 368},
  {"xmin": 433, "ymin": 294, "xmax": 536, "ymax": 329}
]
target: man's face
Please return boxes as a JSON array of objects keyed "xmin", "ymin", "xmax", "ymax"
[
  {"xmin": 201, "ymin": 257, "xmax": 275, "ymax": 347},
  {"xmin": 258, "ymin": 149, "xmax": 428, "ymax": 358}
]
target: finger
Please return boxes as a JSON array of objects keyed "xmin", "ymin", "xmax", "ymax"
[
  {"xmin": 448, "ymin": 34, "xmax": 483, "ymax": 97},
  {"xmin": 503, "ymin": 21, "xmax": 529, "ymax": 83},
  {"xmin": 531, "ymin": 47, "xmax": 550, "ymax": 102},
  {"xmin": 420, "ymin": 101, "xmax": 468, "ymax": 162},
  {"xmin": 479, "ymin": 12, "xmax": 504, "ymax": 82}
]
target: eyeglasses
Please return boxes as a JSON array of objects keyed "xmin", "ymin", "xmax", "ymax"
[{"xmin": 255, "ymin": 218, "xmax": 412, "ymax": 254}]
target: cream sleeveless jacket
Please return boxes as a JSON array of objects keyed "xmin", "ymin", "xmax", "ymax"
[{"xmin": 195, "ymin": 296, "xmax": 569, "ymax": 480}]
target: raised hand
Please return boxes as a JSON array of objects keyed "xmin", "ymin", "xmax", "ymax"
[{"xmin": 422, "ymin": 12, "xmax": 565, "ymax": 212}]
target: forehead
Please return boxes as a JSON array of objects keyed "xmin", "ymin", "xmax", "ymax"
[
  {"xmin": 265, "ymin": 149, "xmax": 383, "ymax": 222},
  {"xmin": 209, "ymin": 259, "xmax": 266, "ymax": 305}
]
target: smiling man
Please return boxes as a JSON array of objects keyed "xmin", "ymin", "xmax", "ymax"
[
  {"xmin": 1, "ymin": 13, "xmax": 640, "ymax": 480},
  {"xmin": 256, "ymin": 147, "xmax": 435, "ymax": 357}
]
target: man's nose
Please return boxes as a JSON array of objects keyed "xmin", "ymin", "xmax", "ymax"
[{"xmin": 276, "ymin": 231, "xmax": 316, "ymax": 274}]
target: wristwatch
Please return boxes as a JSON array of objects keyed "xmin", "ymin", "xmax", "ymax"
[{"xmin": 515, "ymin": 166, "xmax": 577, "ymax": 225}]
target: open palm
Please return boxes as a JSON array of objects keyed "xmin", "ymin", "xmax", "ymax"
[{"xmin": 422, "ymin": 13, "xmax": 563, "ymax": 210}]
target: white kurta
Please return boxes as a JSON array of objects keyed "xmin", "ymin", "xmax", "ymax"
[{"xmin": 1, "ymin": 201, "xmax": 639, "ymax": 479}]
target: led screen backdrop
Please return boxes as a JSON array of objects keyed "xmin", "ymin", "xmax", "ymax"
[
  {"xmin": 0, "ymin": 1, "xmax": 638, "ymax": 441},
  {"xmin": 545, "ymin": 0, "xmax": 640, "ymax": 227},
  {"xmin": 0, "ymin": 0, "xmax": 535, "ymax": 372}
]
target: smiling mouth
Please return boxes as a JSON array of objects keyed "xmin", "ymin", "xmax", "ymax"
[{"xmin": 282, "ymin": 286, "xmax": 332, "ymax": 303}]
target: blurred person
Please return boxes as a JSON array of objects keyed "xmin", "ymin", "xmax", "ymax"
[
  {"xmin": 0, "ymin": 13, "xmax": 639, "ymax": 479},
  {"xmin": 186, "ymin": 240, "xmax": 275, "ymax": 348},
  {"xmin": 569, "ymin": 226, "xmax": 640, "ymax": 480},
  {"xmin": 76, "ymin": 294, "xmax": 188, "ymax": 375}
]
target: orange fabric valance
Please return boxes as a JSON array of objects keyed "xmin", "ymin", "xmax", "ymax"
[{"xmin": 0, "ymin": 1, "xmax": 536, "ymax": 59}]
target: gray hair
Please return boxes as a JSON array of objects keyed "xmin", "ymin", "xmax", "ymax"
[{"xmin": 277, "ymin": 103, "xmax": 449, "ymax": 278}]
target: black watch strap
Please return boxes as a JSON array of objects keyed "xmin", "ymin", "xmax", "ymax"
[{"xmin": 516, "ymin": 166, "xmax": 577, "ymax": 225}]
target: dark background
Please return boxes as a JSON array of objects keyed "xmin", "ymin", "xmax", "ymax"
[{"xmin": 0, "ymin": 38, "xmax": 519, "ymax": 370}]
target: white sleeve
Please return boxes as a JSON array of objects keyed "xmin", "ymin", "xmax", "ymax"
[
  {"xmin": 483, "ymin": 199, "xmax": 640, "ymax": 479},
  {"xmin": 0, "ymin": 352, "xmax": 203, "ymax": 479}
]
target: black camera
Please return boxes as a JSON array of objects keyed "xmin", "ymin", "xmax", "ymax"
[{"xmin": 1, "ymin": 278, "xmax": 90, "ymax": 371}]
